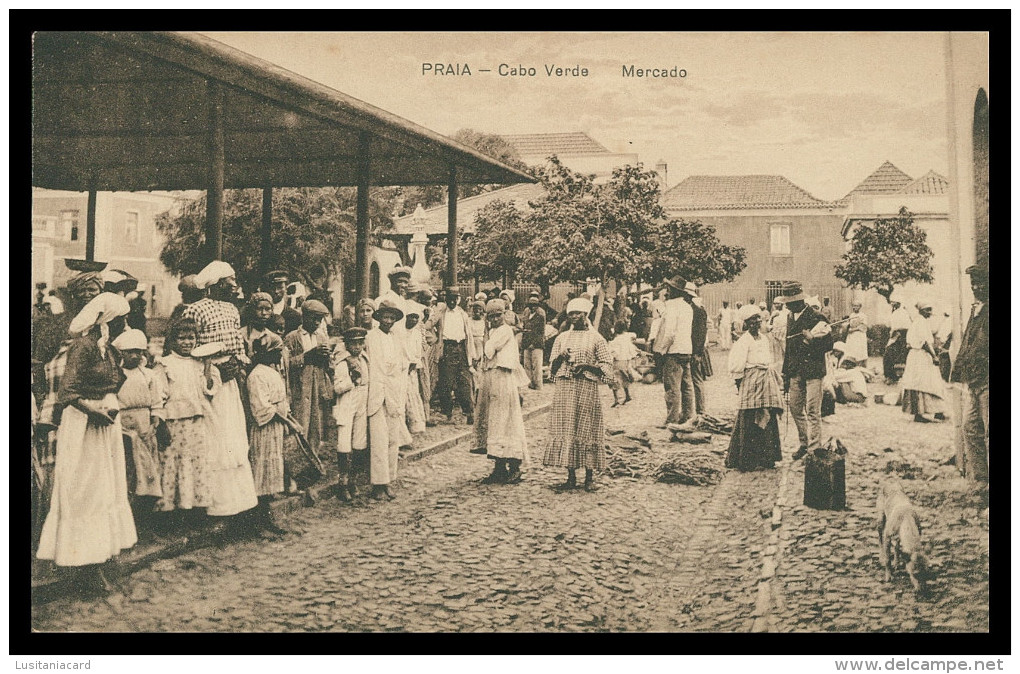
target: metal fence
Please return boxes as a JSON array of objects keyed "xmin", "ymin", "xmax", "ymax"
[
  {"xmin": 451, "ymin": 281, "xmax": 585, "ymax": 313},
  {"xmin": 698, "ymin": 283, "xmax": 851, "ymax": 320}
]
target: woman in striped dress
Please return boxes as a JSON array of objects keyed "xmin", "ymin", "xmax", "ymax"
[
  {"xmin": 543, "ymin": 297, "xmax": 615, "ymax": 493},
  {"xmin": 725, "ymin": 305, "xmax": 785, "ymax": 472}
]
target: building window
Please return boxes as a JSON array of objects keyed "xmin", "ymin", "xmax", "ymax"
[
  {"xmin": 61, "ymin": 210, "xmax": 80, "ymax": 241},
  {"xmin": 125, "ymin": 211, "xmax": 140, "ymax": 244},
  {"xmin": 770, "ymin": 223, "xmax": 791, "ymax": 255},
  {"xmin": 765, "ymin": 280, "xmax": 785, "ymax": 307},
  {"xmin": 33, "ymin": 215, "xmax": 56, "ymax": 237}
]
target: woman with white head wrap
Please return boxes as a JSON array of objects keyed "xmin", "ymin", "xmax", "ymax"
[
  {"xmin": 37, "ymin": 293, "xmax": 137, "ymax": 595},
  {"xmin": 543, "ymin": 296, "xmax": 615, "ymax": 492},
  {"xmin": 473, "ymin": 299, "xmax": 529, "ymax": 485},
  {"xmin": 844, "ymin": 300, "xmax": 869, "ymax": 363},
  {"xmin": 724, "ymin": 303, "xmax": 785, "ymax": 472},
  {"xmin": 900, "ymin": 300, "xmax": 945, "ymax": 422}
]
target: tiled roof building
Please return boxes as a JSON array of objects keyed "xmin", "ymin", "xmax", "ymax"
[
  {"xmin": 501, "ymin": 132, "xmax": 611, "ymax": 158},
  {"xmin": 661, "ymin": 175, "xmax": 830, "ymax": 210},
  {"xmin": 842, "ymin": 160, "xmax": 914, "ymax": 200},
  {"xmin": 899, "ymin": 170, "xmax": 950, "ymax": 195}
]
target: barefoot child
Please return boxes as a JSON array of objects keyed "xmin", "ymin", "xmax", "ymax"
[
  {"xmin": 152, "ymin": 318, "xmax": 215, "ymax": 532},
  {"xmin": 608, "ymin": 320, "xmax": 639, "ymax": 407},
  {"xmin": 245, "ymin": 332, "xmax": 290, "ymax": 537}
]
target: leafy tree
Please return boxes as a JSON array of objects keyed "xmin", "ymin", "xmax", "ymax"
[
  {"xmin": 641, "ymin": 218, "xmax": 747, "ymax": 286},
  {"xmin": 835, "ymin": 207, "xmax": 934, "ymax": 301},
  {"xmin": 156, "ymin": 187, "xmax": 395, "ymax": 297},
  {"xmin": 461, "ymin": 199, "xmax": 531, "ymax": 284},
  {"xmin": 518, "ymin": 158, "xmax": 663, "ymax": 288}
]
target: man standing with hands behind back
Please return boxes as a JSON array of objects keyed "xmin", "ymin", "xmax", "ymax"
[{"xmin": 780, "ymin": 281, "xmax": 834, "ymax": 461}]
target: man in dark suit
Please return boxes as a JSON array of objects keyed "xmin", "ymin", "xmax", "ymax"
[
  {"xmin": 684, "ymin": 281, "xmax": 709, "ymax": 423},
  {"xmin": 950, "ymin": 263, "xmax": 989, "ymax": 482},
  {"xmin": 780, "ymin": 281, "xmax": 835, "ymax": 460}
]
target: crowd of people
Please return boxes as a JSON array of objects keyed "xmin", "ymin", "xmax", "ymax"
[
  {"xmin": 30, "ymin": 259, "xmax": 989, "ymax": 597},
  {"xmin": 28, "ymin": 262, "xmax": 650, "ymax": 594}
]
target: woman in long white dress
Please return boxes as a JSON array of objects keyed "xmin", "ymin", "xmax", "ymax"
[
  {"xmin": 900, "ymin": 301, "xmax": 945, "ymax": 423},
  {"xmin": 474, "ymin": 299, "xmax": 529, "ymax": 485},
  {"xmin": 37, "ymin": 293, "xmax": 137, "ymax": 596},
  {"xmin": 193, "ymin": 342, "xmax": 259, "ymax": 522}
]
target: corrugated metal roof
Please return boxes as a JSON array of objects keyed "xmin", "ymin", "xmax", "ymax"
[
  {"xmin": 842, "ymin": 161, "xmax": 913, "ymax": 200},
  {"xmin": 661, "ymin": 175, "xmax": 830, "ymax": 210},
  {"xmin": 501, "ymin": 132, "xmax": 610, "ymax": 158},
  {"xmin": 899, "ymin": 170, "xmax": 950, "ymax": 195}
]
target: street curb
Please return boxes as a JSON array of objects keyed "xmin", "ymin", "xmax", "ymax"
[
  {"xmin": 749, "ymin": 457, "xmax": 796, "ymax": 633},
  {"xmin": 31, "ymin": 525, "xmax": 226, "ymax": 605},
  {"xmin": 401, "ymin": 401, "xmax": 553, "ymax": 465},
  {"xmin": 32, "ymin": 402, "xmax": 553, "ymax": 604}
]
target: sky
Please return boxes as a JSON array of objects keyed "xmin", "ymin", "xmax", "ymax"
[{"xmin": 202, "ymin": 31, "xmax": 960, "ymax": 202}]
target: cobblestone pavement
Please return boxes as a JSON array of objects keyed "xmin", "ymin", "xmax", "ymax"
[
  {"xmin": 767, "ymin": 361, "xmax": 989, "ymax": 633},
  {"xmin": 30, "ymin": 353, "xmax": 989, "ymax": 633}
]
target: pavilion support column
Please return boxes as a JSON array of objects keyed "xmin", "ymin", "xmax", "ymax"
[
  {"xmin": 447, "ymin": 166, "xmax": 458, "ymax": 288},
  {"xmin": 206, "ymin": 80, "xmax": 225, "ymax": 263},
  {"xmin": 260, "ymin": 186, "xmax": 273, "ymax": 278},
  {"xmin": 85, "ymin": 189, "xmax": 97, "ymax": 262},
  {"xmin": 355, "ymin": 132, "xmax": 372, "ymax": 302}
]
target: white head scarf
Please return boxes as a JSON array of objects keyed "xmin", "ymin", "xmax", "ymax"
[
  {"xmin": 195, "ymin": 260, "xmax": 236, "ymax": 290},
  {"xmin": 566, "ymin": 297, "xmax": 594, "ymax": 316},
  {"xmin": 68, "ymin": 292, "xmax": 131, "ymax": 353}
]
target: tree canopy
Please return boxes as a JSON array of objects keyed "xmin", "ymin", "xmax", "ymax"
[
  {"xmin": 514, "ymin": 158, "xmax": 746, "ymax": 290},
  {"xmin": 156, "ymin": 187, "xmax": 394, "ymax": 296},
  {"xmin": 834, "ymin": 207, "xmax": 934, "ymax": 300}
]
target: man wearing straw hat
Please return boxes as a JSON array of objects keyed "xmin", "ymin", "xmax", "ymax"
[
  {"xmin": 652, "ymin": 275, "xmax": 697, "ymax": 427},
  {"xmin": 780, "ymin": 281, "xmax": 834, "ymax": 461}
]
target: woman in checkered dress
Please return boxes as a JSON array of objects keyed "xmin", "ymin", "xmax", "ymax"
[
  {"xmin": 543, "ymin": 298, "xmax": 615, "ymax": 492},
  {"xmin": 725, "ymin": 305, "xmax": 785, "ymax": 472}
]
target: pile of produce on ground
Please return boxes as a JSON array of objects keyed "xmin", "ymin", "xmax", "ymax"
[{"xmin": 605, "ymin": 427, "xmax": 725, "ymax": 486}]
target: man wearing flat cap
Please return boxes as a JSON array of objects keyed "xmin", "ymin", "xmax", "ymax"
[
  {"xmin": 331, "ymin": 327, "xmax": 370, "ymax": 502},
  {"xmin": 424, "ymin": 288, "xmax": 478, "ymax": 424},
  {"xmin": 950, "ymin": 263, "xmax": 989, "ymax": 481},
  {"xmin": 284, "ymin": 298, "xmax": 335, "ymax": 462},
  {"xmin": 262, "ymin": 270, "xmax": 302, "ymax": 334},
  {"xmin": 780, "ymin": 281, "xmax": 834, "ymax": 460}
]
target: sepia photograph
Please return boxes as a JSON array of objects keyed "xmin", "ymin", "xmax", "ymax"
[{"xmin": 26, "ymin": 27, "xmax": 992, "ymax": 647}]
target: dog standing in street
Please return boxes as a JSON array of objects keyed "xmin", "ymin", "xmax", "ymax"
[{"xmin": 876, "ymin": 478, "xmax": 930, "ymax": 594}]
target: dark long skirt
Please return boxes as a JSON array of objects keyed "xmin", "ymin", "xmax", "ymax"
[
  {"xmin": 883, "ymin": 330, "xmax": 909, "ymax": 380},
  {"xmin": 725, "ymin": 408, "xmax": 783, "ymax": 472}
]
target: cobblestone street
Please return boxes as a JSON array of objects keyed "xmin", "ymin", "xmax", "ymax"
[{"xmin": 31, "ymin": 353, "xmax": 989, "ymax": 633}]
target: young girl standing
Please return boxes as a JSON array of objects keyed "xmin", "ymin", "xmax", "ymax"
[
  {"xmin": 112, "ymin": 328, "xmax": 165, "ymax": 532},
  {"xmin": 152, "ymin": 318, "xmax": 215, "ymax": 530},
  {"xmin": 246, "ymin": 332, "xmax": 290, "ymax": 537},
  {"xmin": 607, "ymin": 319, "xmax": 639, "ymax": 407}
]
